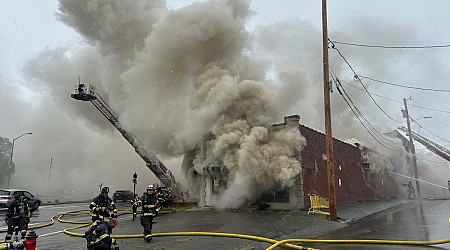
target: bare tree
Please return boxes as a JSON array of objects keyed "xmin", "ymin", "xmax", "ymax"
[{"xmin": 0, "ymin": 137, "xmax": 13, "ymax": 187}]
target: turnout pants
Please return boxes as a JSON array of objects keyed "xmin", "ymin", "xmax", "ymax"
[
  {"xmin": 140, "ymin": 215, "xmax": 155, "ymax": 239},
  {"xmin": 5, "ymin": 217, "xmax": 29, "ymax": 241}
]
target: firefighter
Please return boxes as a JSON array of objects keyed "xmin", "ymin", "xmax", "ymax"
[
  {"xmin": 4, "ymin": 193, "xmax": 32, "ymax": 242},
  {"xmin": 156, "ymin": 187, "xmax": 166, "ymax": 208},
  {"xmin": 84, "ymin": 218, "xmax": 119, "ymax": 250},
  {"xmin": 21, "ymin": 196, "xmax": 32, "ymax": 232},
  {"xmin": 140, "ymin": 185, "xmax": 159, "ymax": 242},
  {"xmin": 402, "ymin": 181, "xmax": 416, "ymax": 199},
  {"xmin": 90, "ymin": 187, "xmax": 118, "ymax": 222},
  {"xmin": 130, "ymin": 194, "xmax": 141, "ymax": 220},
  {"xmin": 166, "ymin": 188, "xmax": 173, "ymax": 207}
]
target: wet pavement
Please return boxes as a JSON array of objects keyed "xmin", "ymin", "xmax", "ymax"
[
  {"xmin": 317, "ymin": 198, "xmax": 450, "ymax": 250},
  {"xmin": 4, "ymin": 197, "xmax": 448, "ymax": 250}
]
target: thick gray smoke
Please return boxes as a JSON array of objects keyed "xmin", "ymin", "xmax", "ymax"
[
  {"xmin": 4, "ymin": 0, "xmax": 448, "ymax": 204},
  {"xmin": 214, "ymin": 124, "xmax": 305, "ymax": 208},
  {"xmin": 39, "ymin": 0, "xmax": 305, "ymax": 206}
]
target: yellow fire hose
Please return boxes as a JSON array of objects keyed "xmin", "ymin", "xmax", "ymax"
[
  {"xmin": 59, "ymin": 209, "xmax": 315, "ymax": 249},
  {"xmin": 3, "ymin": 208, "xmax": 450, "ymax": 250},
  {"xmin": 266, "ymin": 237, "xmax": 450, "ymax": 250},
  {"xmin": 0, "ymin": 216, "xmax": 55, "ymax": 233}
]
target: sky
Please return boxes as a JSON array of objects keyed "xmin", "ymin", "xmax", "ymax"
[{"xmin": 1, "ymin": 0, "xmax": 449, "ymax": 202}]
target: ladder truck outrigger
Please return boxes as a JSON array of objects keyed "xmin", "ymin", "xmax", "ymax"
[{"xmin": 71, "ymin": 81, "xmax": 179, "ymax": 195}]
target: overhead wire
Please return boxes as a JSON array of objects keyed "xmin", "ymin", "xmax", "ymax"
[
  {"xmin": 330, "ymin": 68, "xmax": 394, "ymax": 147},
  {"xmin": 329, "ymin": 68, "xmax": 398, "ymax": 151},
  {"xmin": 359, "ymin": 76, "xmax": 450, "ymax": 92},
  {"xmin": 328, "ymin": 39, "xmax": 450, "ymax": 152},
  {"xmin": 412, "ymin": 120, "xmax": 450, "ymax": 145},
  {"xmin": 330, "ymin": 40, "xmax": 450, "ymax": 49},
  {"xmin": 342, "ymin": 80, "xmax": 450, "ymax": 114},
  {"xmin": 407, "ymin": 98, "xmax": 450, "ymax": 148},
  {"xmin": 328, "ymin": 39, "xmax": 404, "ymax": 123},
  {"xmin": 410, "ymin": 98, "xmax": 450, "ymax": 130}
]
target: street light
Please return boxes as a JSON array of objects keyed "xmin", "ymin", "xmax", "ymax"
[
  {"xmin": 132, "ymin": 172, "xmax": 138, "ymax": 197},
  {"xmin": 7, "ymin": 132, "xmax": 33, "ymax": 188},
  {"xmin": 411, "ymin": 116, "xmax": 432, "ymax": 122}
]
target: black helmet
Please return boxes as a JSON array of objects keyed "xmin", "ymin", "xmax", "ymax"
[
  {"xmin": 101, "ymin": 187, "xmax": 110, "ymax": 193},
  {"xmin": 13, "ymin": 192, "xmax": 21, "ymax": 199}
]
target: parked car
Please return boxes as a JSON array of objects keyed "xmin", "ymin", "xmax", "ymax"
[
  {"xmin": 112, "ymin": 190, "xmax": 134, "ymax": 202},
  {"xmin": 0, "ymin": 189, "xmax": 42, "ymax": 211}
]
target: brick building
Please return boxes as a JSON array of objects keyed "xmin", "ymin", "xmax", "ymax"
[{"xmin": 196, "ymin": 115, "xmax": 401, "ymax": 210}]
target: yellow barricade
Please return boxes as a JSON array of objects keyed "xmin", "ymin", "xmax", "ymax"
[{"xmin": 307, "ymin": 194, "xmax": 330, "ymax": 216}]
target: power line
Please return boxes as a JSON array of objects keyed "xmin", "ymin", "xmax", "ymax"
[
  {"xmin": 360, "ymin": 76, "xmax": 450, "ymax": 92},
  {"xmin": 327, "ymin": 40, "xmax": 450, "ymax": 149},
  {"xmin": 330, "ymin": 40, "xmax": 450, "ymax": 49},
  {"xmin": 328, "ymin": 39, "xmax": 404, "ymax": 123},
  {"xmin": 412, "ymin": 120, "xmax": 450, "ymax": 145},
  {"xmin": 410, "ymin": 98, "xmax": 450, "ymax": 130},
  {"xmin": 334, "ymin": 75, "xmax": 398, "ymax": 148},
  {"xmin": 342, "ymin": 81, "xmax": 450, "ymax": 114},
  {"xmin": 330, "ymin": 69, "xmax": 399, "ymax": 151}
]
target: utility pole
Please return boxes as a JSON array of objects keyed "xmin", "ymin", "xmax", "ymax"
[
  {"xmin": 402, "ymin": 98, "xmax": 421, "ymax": 198},
  {"xmin": 47, "ymin": 158, "xmax": 54, "ymax": 193},
  {"xmin": 322, "ymin": 0, "xmax": 337, "ymax": 220}
]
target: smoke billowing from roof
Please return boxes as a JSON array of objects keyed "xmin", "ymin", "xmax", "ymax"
[{"xmin": 2, "ymin": 0, "xmax": 449, "ymax": 203}]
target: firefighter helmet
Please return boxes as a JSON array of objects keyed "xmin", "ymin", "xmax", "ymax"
[
  {"xmin": 147, "ymin": 185, "xmax": 155, "ymax": 191},
  {"xmin": 101, "ymin": 187, "xmax": 110, "ymax": 193},
  {"xmin": 13, "ymin": 192, "xmax": 21, "ymax": 199}
]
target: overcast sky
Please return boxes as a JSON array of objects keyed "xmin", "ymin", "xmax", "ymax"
[{"xmin": 1, "ymin": 0, "xmax": 449, "ymax": 199}]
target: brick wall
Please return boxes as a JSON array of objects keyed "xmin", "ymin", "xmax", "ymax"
[{"xmin": 300, "ymin": 124, "xmax": 399, "ymax": 207}]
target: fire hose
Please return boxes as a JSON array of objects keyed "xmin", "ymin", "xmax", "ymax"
[{"xmin": 4, "ymin": 208, "xmax": 450, "ymax": 249}]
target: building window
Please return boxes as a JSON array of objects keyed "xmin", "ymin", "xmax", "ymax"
[
  {"xmin": 260, "ymin": 188, "xmax": 290, "ymax": 203},
  {"xmin": 363, "ymin": 162, "xmax": 370, "ymax": 170},
  {"xmin": 211, "ymin": 177, "xmax": 227, "ymax": 195}
]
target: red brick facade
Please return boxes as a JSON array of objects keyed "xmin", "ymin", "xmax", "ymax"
[{"xmin": 299, "ymin": 124, "xmax": 400, "ymax": 207}]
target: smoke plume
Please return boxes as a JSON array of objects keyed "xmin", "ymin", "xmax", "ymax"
[{"xmin": 2, "ymin": 0, "xmax": 448, "ymax": 204}]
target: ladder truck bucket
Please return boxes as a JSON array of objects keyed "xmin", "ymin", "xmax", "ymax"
[
  {"xmin": 70, "ymin": 81, "xmax": 179, "ymax": 193},
  {"xmin": 71, "ymin": 83, "xmax": 97, "ymax": 101}
]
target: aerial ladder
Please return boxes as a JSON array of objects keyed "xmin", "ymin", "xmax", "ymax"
[
  {"xmin": 398, "ymin": 126, "xmax": 450, "ymax": 162},
  {"xmin": 70, "ymin": 81, "xmax": 178, "ymax": 190}
]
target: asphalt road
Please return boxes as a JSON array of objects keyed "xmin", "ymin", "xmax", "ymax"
[
  {"xmin": 316, "ymin": 199, "xmax": 450, "ymax": 250},
  {"xmin": 1, "ymin": 199, "xmax": 450, "ymax": 250}
]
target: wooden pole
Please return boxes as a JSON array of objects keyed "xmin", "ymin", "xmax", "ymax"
[
  {"xmin": 322, "ymin": 0, "xmax": 337, "ymax": 220},
  {"xmin": 403, "ymin": 98, "xmax": 421, "ymax": 198}
]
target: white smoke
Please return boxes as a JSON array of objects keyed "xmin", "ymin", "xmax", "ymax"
[{"xmin": 4, "ymin": 0, "xmax": 447, "ymax": 204}]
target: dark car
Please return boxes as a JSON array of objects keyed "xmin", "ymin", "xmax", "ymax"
[
  {"xmin": 112, "ymin": 190, "xmax": 134, "ymax": 202},
  {"xmin": 0, "ymin": 189, "xmax": 42, "ymax": 211}
]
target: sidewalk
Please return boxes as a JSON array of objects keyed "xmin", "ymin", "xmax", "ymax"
[
  {"xmin": 109, "ymin": 197, "xmax": 411, "ymax": 250},
  {"xmin": 335, "ymin": 197, "xmax": 412, "ymax": 222}
]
